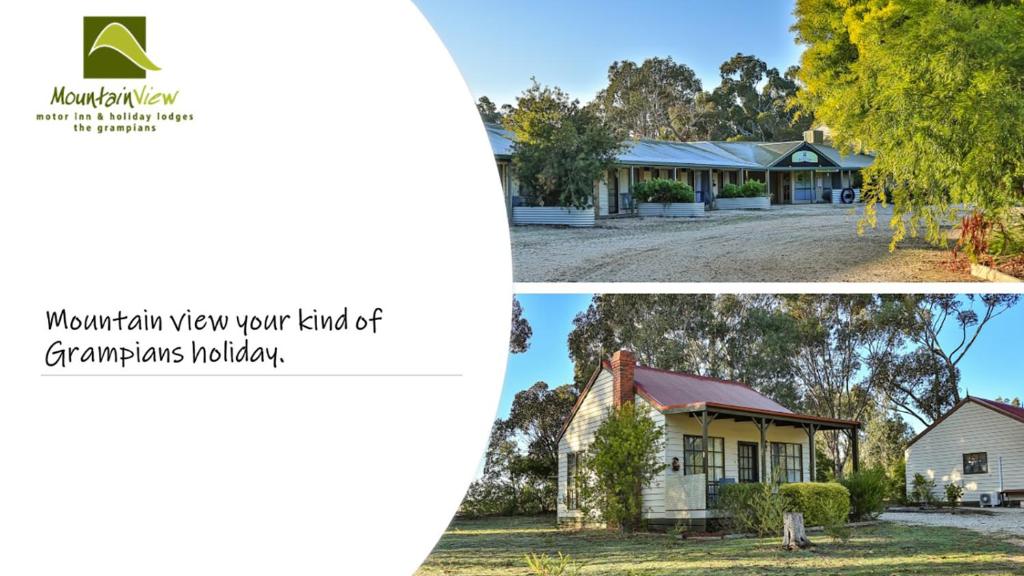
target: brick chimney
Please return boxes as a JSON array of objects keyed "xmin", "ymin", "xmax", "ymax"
[
  {"xmin": 803, "ymin": 129, "xmax": 825, "ymax": 145},
  {"xmin": 610, "ymin": 350, "xmax": 636, "ymax": 407}
]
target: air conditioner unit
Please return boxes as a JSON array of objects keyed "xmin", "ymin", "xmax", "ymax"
[{"xmin": 979, "ymin": 492, "xmax": 1001, "ymax": 507}]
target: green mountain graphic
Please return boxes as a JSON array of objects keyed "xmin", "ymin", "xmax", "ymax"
[{"xmin": 89, "ymin": 22, "xmax": 160, "ymax": 72}]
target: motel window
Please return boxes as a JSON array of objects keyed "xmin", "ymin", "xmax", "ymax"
[
  {"xmin": 963, "ymin": 452, "xmax": 988, "ymax": 475},
  {"xmin": 565, "ymin": 453, "xmax": 580, "ymax": 510},
  {"xmin": 683, "ymin": 436, "xmax": 725, "ymax": 481},
  {"xmin": 852, "ymin": 171, "xmax": 864, "ymax": 188},
  {"xmin": 771, "ymin": 442, "xmax": 803, "ymax": 483}
]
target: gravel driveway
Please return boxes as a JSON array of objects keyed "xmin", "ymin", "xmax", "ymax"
[
  {"xmin": 881, "ymin": 508, "xmax": 1024, "ymax": 538},
  {"xmin": 511, "ymin": 204, "xmax": 973, "ymax": 282}
]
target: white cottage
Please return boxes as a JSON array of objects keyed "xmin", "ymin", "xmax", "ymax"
[
  {"xmin": 557, "ymin": 350, "xmax": 860, "ymax": 529},
  {"xmin": 905, "ymin": 397, "xmax": 1024, "ymax": 506}
]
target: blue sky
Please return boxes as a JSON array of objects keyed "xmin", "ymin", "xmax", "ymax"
[
  {"xmin": 414, "ymin": 0, "xmax": 803, "ymax": 107},
  {"xmin": 501, "ymin": 295, "xmax": 1024, "ymax": 433}
]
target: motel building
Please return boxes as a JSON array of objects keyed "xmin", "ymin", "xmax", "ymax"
[{"xmin": 489, "ymin": 124, "xmax": 875, "ymax": 226}]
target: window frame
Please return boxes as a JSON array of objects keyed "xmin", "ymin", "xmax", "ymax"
[
  {"xmin": 962, "ymin": 452, "xmax": 988, "ymax": 475},
  {"xmin": 564, "ymin": 452, "xmax": 578, "ymax": 510},
  {"xmin": 683, "ymin": 435, "xmax": 725, "ymax": 481},
  {"xmin": 770, "ymin": 442, "xmax": 804, "ymax": 483}
]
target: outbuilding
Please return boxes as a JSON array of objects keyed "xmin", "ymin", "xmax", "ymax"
[{"xmin": 905, "ymin": 397, "xmax": 1024, "ymax": 506}]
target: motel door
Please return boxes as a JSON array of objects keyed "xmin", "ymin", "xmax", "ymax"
[
  {"xmin": 608, "ymin": 170, "xmax": 619, "ymax": 214},
  {"xmin": 793, "ymin": 171, "xmax": 815, "ymax": 203}
]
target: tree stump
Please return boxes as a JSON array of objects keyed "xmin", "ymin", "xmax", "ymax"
[{"xmin": 782, "ymin": 512, "xmax": 813, "ymax": 550}]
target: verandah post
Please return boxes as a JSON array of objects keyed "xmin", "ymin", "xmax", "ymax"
[
  {"xmin": 756, "ymin": 418, "xmax": 771, "ymax": 485},
  {"xmin": 805, "ymin": 424, "xmax": 817, "ymax": 482},
  {"xmin": 698, "ymin": 410, "xmax": 716, "ymax": 506},
  {"xmin": 850, "ymin": 427, "xmax": 860, "ymax": 473}
]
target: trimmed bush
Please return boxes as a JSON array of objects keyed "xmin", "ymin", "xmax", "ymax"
[
  {"xmin": 779, "ymin": 483, "xmax": 850, "ymax": 527},
  {"xmin": 718, "ymin": 483, "xmax": 786, "ymax": 537},
  {"xmin": 718, "ymin": 180, "xmax": 768, "ymax": 198},
  {"xmin": 633, "ymin": 178, "xmax": 695, "ymax": 204},
  {"xmin": 841, "ymin": 469, "xmax": 887, "ymax": 521}
]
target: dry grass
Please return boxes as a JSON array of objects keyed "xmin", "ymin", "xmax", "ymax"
[{"xmin": 416, "ymin": 516, "xmax": 1024, "ymax": 575}]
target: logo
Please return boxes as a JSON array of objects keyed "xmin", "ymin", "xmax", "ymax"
[
  {"xmin": 792, "ymin": 150, "xmax": 819, "ymax": 164},
  {"xmin": 83, "ymin": 17, "xmax": 160, "ymax": 79}
]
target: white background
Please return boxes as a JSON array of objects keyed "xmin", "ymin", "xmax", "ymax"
[{"xmin": 0, "ymin": 2, "xmax": 511, "ymax": 574}]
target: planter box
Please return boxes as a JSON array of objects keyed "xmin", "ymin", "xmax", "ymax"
[
  {"xmin": 970, "ymin": 263, "xmax": 1022, "ymax": 283},
  {"xmin": 716, "ymin": 196, "xmax": 770, "ymax": 210},
  {"xmin": 831, "ymin": 188, "xmax": 862, "ymax": 204},
  {"xmin": 637, "ymin": 202, "xmax": 705, "ymax": 218},
  {"xmin": 511, "ymin": 206, "xmax": 595, "ymax": 227}
]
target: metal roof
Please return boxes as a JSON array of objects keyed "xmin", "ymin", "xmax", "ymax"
[
  {"xmin": 485, "ymin": 123, "xmax": 874, "ymax": 170},
  {"xmin": 633, "ymin": 366, "xmax": 794, "ymax": 414},
  {"xmin": 487, "ymin": 123, "xmax": 515, "ymax": 158},
  {"xmin": 617, "ymin": 140, "xmax": 763, "ymax": 169}
]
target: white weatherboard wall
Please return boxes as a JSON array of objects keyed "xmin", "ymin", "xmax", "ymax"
[
  {"xmin": 638, "ymin": 396, "xmax": 667, "ymax": 519},
  {"xmin": 558, "ymin": 369, "xmax": 615, "ymax": 521},
  {"xmin": 906, "ymin": 402, "xmax": 1024, "ymax": 502}
]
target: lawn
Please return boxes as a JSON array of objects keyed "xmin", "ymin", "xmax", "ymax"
[{"xmin": 416, "ymin": 516, "xmax": 1024, "ymax": 576}]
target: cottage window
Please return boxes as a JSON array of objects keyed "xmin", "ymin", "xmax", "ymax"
[
  {"xmin": 738, "ymin": 442, "xmax": 759, "ymax": 483},
  {"xmin": 771, "ymin": 442, "xmax": 803, "ymax": 483},
  {"xmin": 683, "ymin": 436, "xmax": 725, "ymax": 480},
  {"xmin": 963, "ymin": 452, "xmax": 988, "ymax": 475},
  {"xmin": 565, "ymin": 452, "xmax": 579, "ymax": 510}
]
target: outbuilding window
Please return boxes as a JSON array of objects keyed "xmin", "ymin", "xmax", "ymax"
[
  {"xmin": 963, "ymin": 452, "xmax": 988, "ymax": 475},
  {"xmin": 565, "ymin": 453, "xmax": 579, "ymax": 510}
]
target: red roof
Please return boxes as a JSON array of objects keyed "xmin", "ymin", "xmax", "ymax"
[
  {"xmin": 973, "ymin": 397, "xmax": 1024, "ymax": 423},
  {"xmin": 632, "ymin": 365, "xmax": 794, "ymax": 414}
]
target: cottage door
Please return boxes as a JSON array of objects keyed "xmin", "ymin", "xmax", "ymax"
[{"xmin": 738, "ymin": 442, "xmax": 759, "ymax": 483}]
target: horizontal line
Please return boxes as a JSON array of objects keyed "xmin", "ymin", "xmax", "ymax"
[{"xmin": 40, "ymin": 373, "xmax": 463, "ymax": 378}]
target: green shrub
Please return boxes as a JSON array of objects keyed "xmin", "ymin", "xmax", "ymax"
[
  {"xmin": 821, "ymin": 496, "xmax": 853, "ymax": 542},
  {"xmin": 633, "ymin": 178, "xmax": 695, "ymax": 204},
  {"xmin": 718, "ymin": 180, "xmax": 769, "ymax": 198},
  {"xmin": 841, "ymin": 469, "xmax": 887, "ymax": 521},
  {"xmin": 945, "ymin": 483, "xmax": 964, "ymax": 509},
  {"xmin": 741, "ymin": 180, "xmax": 768, "ymax": 197},
  {"xmin": 718, "ymin": 483, "xmax": 786, "ymax": 537},
  {"xmin": 720, "ymin": 183, "xmax": 743, "ymax": 198},
  {"xmin": 887, "ymin": 459, "xmax": 908, "ymax": 505},
  {"xmin": 578, "ymin": 402, "xmax": 665, "ymax": 533},
  {"xmin": 911, "ymin": 473, "xmax": 937, "ymax": 506},
  {"xmin": 524, "ymin": 552, "xmax": 585, "ymax": 576},
  {"xmin": 779, "ymin": 483, "xmax": 851, "ymax": 527}
]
